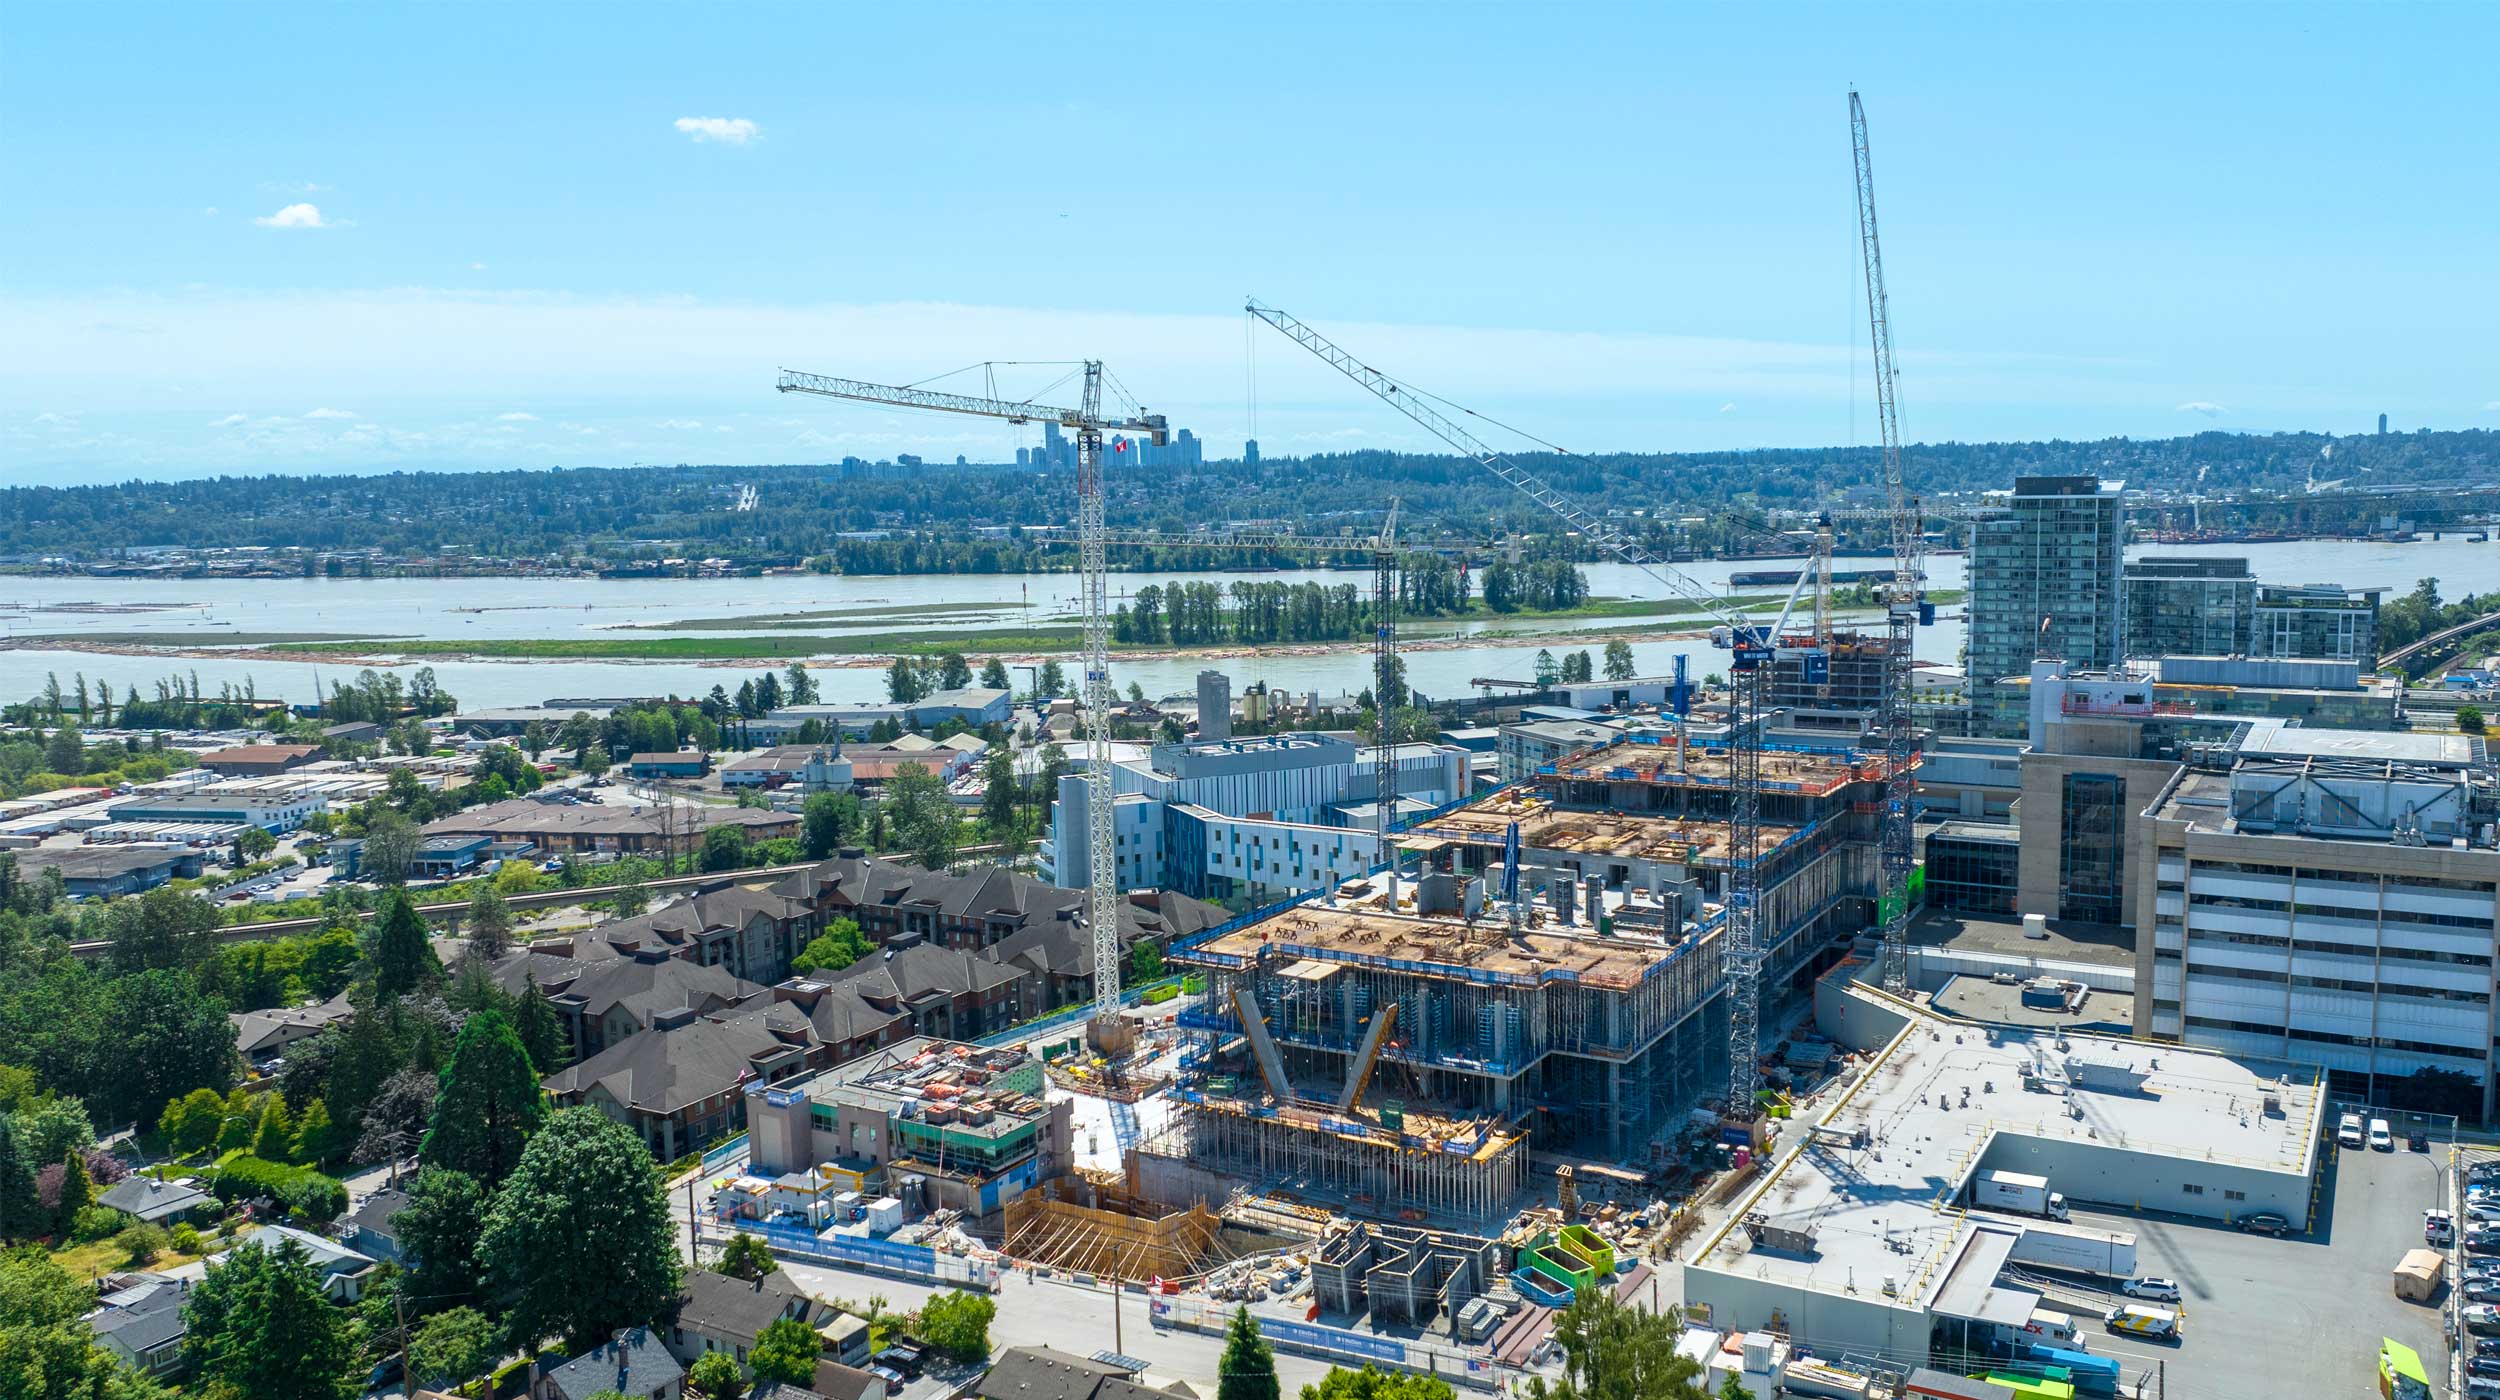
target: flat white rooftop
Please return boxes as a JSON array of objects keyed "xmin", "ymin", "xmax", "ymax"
[
  {"xmin": 1691, "ymin": 988, "xmax": 2320, "ymax": 1310},
  {"xmin": 2239, "ymin": 726, "xmax": 2480, "ymax": 767}
]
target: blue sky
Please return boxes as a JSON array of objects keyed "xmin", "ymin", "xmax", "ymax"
[{"xmin": 4, "ymin": 2, "xmax": 2495, "ymax": 483}]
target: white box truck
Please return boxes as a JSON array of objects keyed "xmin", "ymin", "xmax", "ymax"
[
  {"xmin": 2022, "ymin": 1309, "xmax": 2080, "ymax": 1345},
  {"xmin": 1976, "ymin": 1170, "xmax": 2071, "ymax": 1221}
]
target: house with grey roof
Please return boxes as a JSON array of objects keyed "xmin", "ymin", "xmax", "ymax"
[
  {"xmin": 97, "ymin": 1175, "xmax": 218, "ymax": 1227},
  {"xmin": 85, "ymin": 1273, "xmax": 191, "ymax": 1380},
  {"xmin": 258, "ymin": 1224, "xmax": 380, "ymax": 1302},
  {"xmin": 664, "ymin": 1268, "xmax": 836, "ymax": 1374},
  {"xmin": 340, "ymin": 1186, "xmax": 411, "ymax": 1264},
  {"xmin": 534, "ymin": 1326, "xmax": 684, "ymax": 1400},
  {"xmin": 555, "ymin": 884, "xmax": 816, "ymax": 983},
  {"xmin": 820, "ymin": 941, "xmax": 1037, "ymax": 1042},
  {"xmin": 543, "ymin": 1003, "xmax": 818, "ymax": 1161},
  {"xmin": 494, "ymin": 947, "xmax": 765, "ymax": 1060},
  {"xmin": 230, "ymin": 992, "xmax": 356, "ymax": 1066},
  {"xmin": 976, "ymin": 1347, "xmax": 1195, "ymax": 1400}
]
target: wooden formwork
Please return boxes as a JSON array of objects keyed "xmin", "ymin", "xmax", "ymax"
[{"xmin": 998, "ymin": 1177, "xmax": 1227, "ymax": 1282}]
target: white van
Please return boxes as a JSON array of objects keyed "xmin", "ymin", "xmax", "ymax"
[
  {"xmin": 2370, "ymin": 1118, "xmax": 2395, "ymax": 1151},
  {"xmin": 2338, "ymin": 1113, "xmax": 2365, "ymax": 1149},
  {"xmin": 2107, "ymin": 1304, "xmax": 2180, "ymax": 1339}
]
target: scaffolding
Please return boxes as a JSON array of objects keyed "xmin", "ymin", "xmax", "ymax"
[
  {"xmin": 1154, "ymin": 1094, "xmax": 1531, "ymax": 1225},
  {"xmin": 997, "ymin": 1174, "xmax": 1237, "ymax": 1282}
]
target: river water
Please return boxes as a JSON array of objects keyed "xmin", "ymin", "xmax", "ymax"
[{"xmin": 0, "ymin": 538, "xmax": 2480, "ymax": 712}]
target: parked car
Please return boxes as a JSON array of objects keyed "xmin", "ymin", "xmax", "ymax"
[
  {"xmin": 2467, "ymin": 1304, "xmax": 2500, "ymax": 1336},
  {"xmin": 873, "ymin": 1345, "xmax": 926, "ymax": 1379},
  {"xmin": 2469, "ymin": 1379, "xmax": 2500, "ymax": 1400},
  {"xmin": 2235, "ymin": 1212, "xmax": 2291, "ymax": 1236},
  {"xmin": 2474, "ymin": 1337, "xmax": 2500, "ymax": 1359},
  {"xmin": 2471, "ymin": 1355, "xmax": 2500, "ymax": 1379},
  {"xmin": 2466, "ymin": 1283, "xmax": 2500, "ymax": 1304},
  {"xmin": 2121, "ymin": 1277, "xmax": 2182, "ymax": 1302},
  {"xmin": 865, "ymin": 1366, "xmax": 906, "ymax": 1396},
  {"xmin": 2412, "ymin": 1128, "xmax": 2432, "ymax": 1152}
]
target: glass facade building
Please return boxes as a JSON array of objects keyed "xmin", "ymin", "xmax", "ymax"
[
  {"xmin": 2123, "ymin": 556, "xmax": 2254, "ymax": 659},
  {"xmin": 2253, "ymin": 583, "xmax": 2384, "ymax": 667},
  {"xmin": 1966, "ymin": 475, "xmax": 2126, "ymax": 737}
]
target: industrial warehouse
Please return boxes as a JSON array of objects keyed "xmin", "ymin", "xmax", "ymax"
[{"xmin": 1684, "ymin": 981, "xmax": 2323, "ymax": 1368}]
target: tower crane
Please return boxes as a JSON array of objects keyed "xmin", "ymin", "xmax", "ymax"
[
  {"xmin": 1373, "ymin": 497, "xmax": 1404, "ymax": 910},
  {"xmin": 1849, "ymin": 91, "xmax": 1931, "ymax": 995},
  {"xmin": 777, "ymin": 365, "xmax": 1168, "ymax": 1055},
  {"xmin": 1245, "ymin": 300, "xmax": 1820, "ymax": 1118}
]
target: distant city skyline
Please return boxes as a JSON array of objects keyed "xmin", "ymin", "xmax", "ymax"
[{"xmin": 4, "ymin": 3, "xmax": 2496, "ymax": 484}]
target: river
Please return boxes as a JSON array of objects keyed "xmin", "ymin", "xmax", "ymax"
[{"xmin": 0, "ymin": 538, "xmax": 2480, "ymax": 712}]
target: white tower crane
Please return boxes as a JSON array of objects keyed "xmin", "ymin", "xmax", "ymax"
[
  {"xmin": 1849, "ymin": 92, "xmax": 1930, "ymax": 995},
  {"xmin": 777, "ymin": 366, "xmax": 1168, "ymax": 1054},
  {"xmin": 1245, "ymin": 300, "xmax": 1818, "ymax": 1118}
]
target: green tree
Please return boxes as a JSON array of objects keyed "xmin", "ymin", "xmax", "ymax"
[
  {"xmin": 718, "ymin": 1231, "xmax": 776, "ymax": 1282},
  {"xmin": 397, "ymin": 1166, "xmax": 488, "ymax": 1309},
  {"xmin": 53, "ymin": 1149, "xmax": 93, "ymax": 1232},
  {"xmin": 882, "ymin": 763, "xmax": 957, "ymax": 872},
  {"xmin": 464, "ymin": 883, "xmax": 516, "ymax": 962},
  {"xmin": 608, "ymin": 866, "xmax": 651, "ymax": 918},
  {"xmin": 369, "ymin": 888, "xmax": 440, "ymax": 1002},
  {"xmin": 791, "ymin": 918, "xmax": 873, "ymax": 977},
  {"xmin": 1560, "ymin": 650, "xmax": 1594, "ymax": 684},
  {"xmin": 118, "ymin": 1222, "xmax": 169, "ymax": 1267},
  {"xmin": 1128, "ymin": 939, "xmax": 1164, "ymax": 987},
  {"xmin": 291, "ymin": 1099, "xmax": 339, "ymax": 1164},
  {"xmin": 1601, "ymin": 640, "xmax": 1637, "ymax": 682},
  {"xmin": 698, "ymin": 824, "xmax": 750, "ymax": 873},
  {"xmin": 800, "ymin": 791, "xmax": 858, "ymax": 860},
  {"xmin": 236, "ymin": 826, "xmax": 278, "ymax": 861},
  {"xmin": 917, "ymin": 1288, "xmax": 996, "ymax": 1363},
  {"xmin": 979, "ymin": 750, "xmax": 1020, "ymax": 837},
  {"xmin": 885, "ymin": 657, "xmax": 926, "ymax": 705},
  {"xmin": 689, "ymin": 1350, "xmax": 746, "ymax": 1400},
  {"xmin": 2461, "ymin": 705, "xmax": 2486, "ymax": 734},
  {"xmin": 1521, "ymin": 1283, "xmax": 1713, "ymax": 1400},
  {"xmin": 361, "ymin": 809, "xmax": 421, "ymax": 886},
  {"xmin": 979, "ymin": 658, "xmax": 1012, "ymax": 691},
  {"xmin": 422, "ymin": 1009, "xmax": 546, "ymax": 1190},
  {"xmin": 110, "ymin": 967, "xmax": 239, "ymax": 1128},
  {"xmin": 0, "ymin": 1114, "xmax": 38, "ymax": 1240},
  {"xmin": 749, "ymin": 1315, "xmax": 824, "ymax": 1385},
  {"xmin": 160, "ymin": 1085, "xmax": 230, "ymax": 1156},
  {"xmin": 515, "ymin": 972, "xmax": 567, "ymax": 1073},
  {"xmin": 1218, "ymin": 1306, "xmax": 1279, "ymax": 1400},
  {"xmin": 937, "ymin": 652, "xmax": 974, "ymax": 691},
  {"xmin": 478, "ymin": 1107, "xmax": 681, "ymax": 1351},
  {"xmin": 105, "ymin": 886, "xmax": 219, "ymax": 973},
  {"xmin": 250, "ymin": 1093, "xmax": 297, "ymax": 1159},
  {"xmin": 408, "ymin": 1304, "xmax": 499, "ymax": 1392},
  {"xmin": 0, "ymin": 1250, "xmax": 178, "ymax": 1400},
  {"xmin": 1300, "ymin": 1365, "xmax": 1455, "ymax": 1400},
  {"xmin": 185, "ymin": 1236, "xmax": 357, "ymax": 1400},
  {"xmin": 43, "ymin": 723, "xmax": 84, "ymax": 775}
]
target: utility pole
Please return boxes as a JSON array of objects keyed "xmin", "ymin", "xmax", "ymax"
[
  {"xmin": 685, "ymin": 1177, "xmax": 699, "ymax": 1263},
  {"xmin": 1110, "ymin": 1273, "xmax": 1122, "ymax": 1356}
]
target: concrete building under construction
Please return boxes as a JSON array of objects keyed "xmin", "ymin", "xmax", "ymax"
[{"xmin": 1152, "ymin": 730, "xmax": 1907, "ymax": 1218}]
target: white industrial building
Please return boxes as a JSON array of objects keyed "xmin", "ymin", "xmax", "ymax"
[
  {"xmin": 2137, "ymin": 725, "xmax": 2500, "ymax": 1114},
  {"xmin": 1683, "ymin": 981, "xmax": 2322, "ymax": 1365}
]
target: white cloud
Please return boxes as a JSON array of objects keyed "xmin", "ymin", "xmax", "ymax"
[
  {"xmin": 209, "ymin": 413, "xmax": 248, "ymax": 427},
  {"xmin": 674, "ymin": 116, "xmax": 759, "ymax": 145},
  {"xmin": 203, "ymin": 207, "xmax": 218, "ymax": 217},
  {"xmin": 260, "ymin": 180, "xmax": 329, "ymax": 194},
  {"xmin": 469, "ymin": 262, "xmax": 487, "ymax": 271},
  {"xmin": 253, "ymin": 203, "xmax": 334, "ymax": 230},
  {"xmin": 657, "ymin": 418, "xmax": 705, "ymax": 430},
  {"xmin": 304, "ymin": 407, "xmax": 357, "ymax": 420},
  {"xmin": 2485, "ymin": 401, "xmax": 2500, "ymax": 412},
  {"xmin": 2176, "ymin": 400, "xmax": 2225, "ymax": 417},
  {"xmin": 496, "ymin": 411, "xmax": 538, "ymax": 422},
  {"xmin": 1718, "ymin": 402, "xmax": 1737, "ymax": 413}
]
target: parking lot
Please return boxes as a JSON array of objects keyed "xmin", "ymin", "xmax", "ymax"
[{"xmin": 2066, "ymin": 1137, "xmax": 2449, "ymax": 1398}]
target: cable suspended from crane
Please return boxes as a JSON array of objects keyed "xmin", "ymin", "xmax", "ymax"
[
  {"xmin": 1849, "ymin": 90, "xmax": 1932, "ymax": 996},
  {"xmin": 777, "ymin": 366, "xmax": 1168, "ymax": 1055},
  {"xmin": 1243, "ymin": 299, "xmax": 1815, "ymax": 1118}
]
